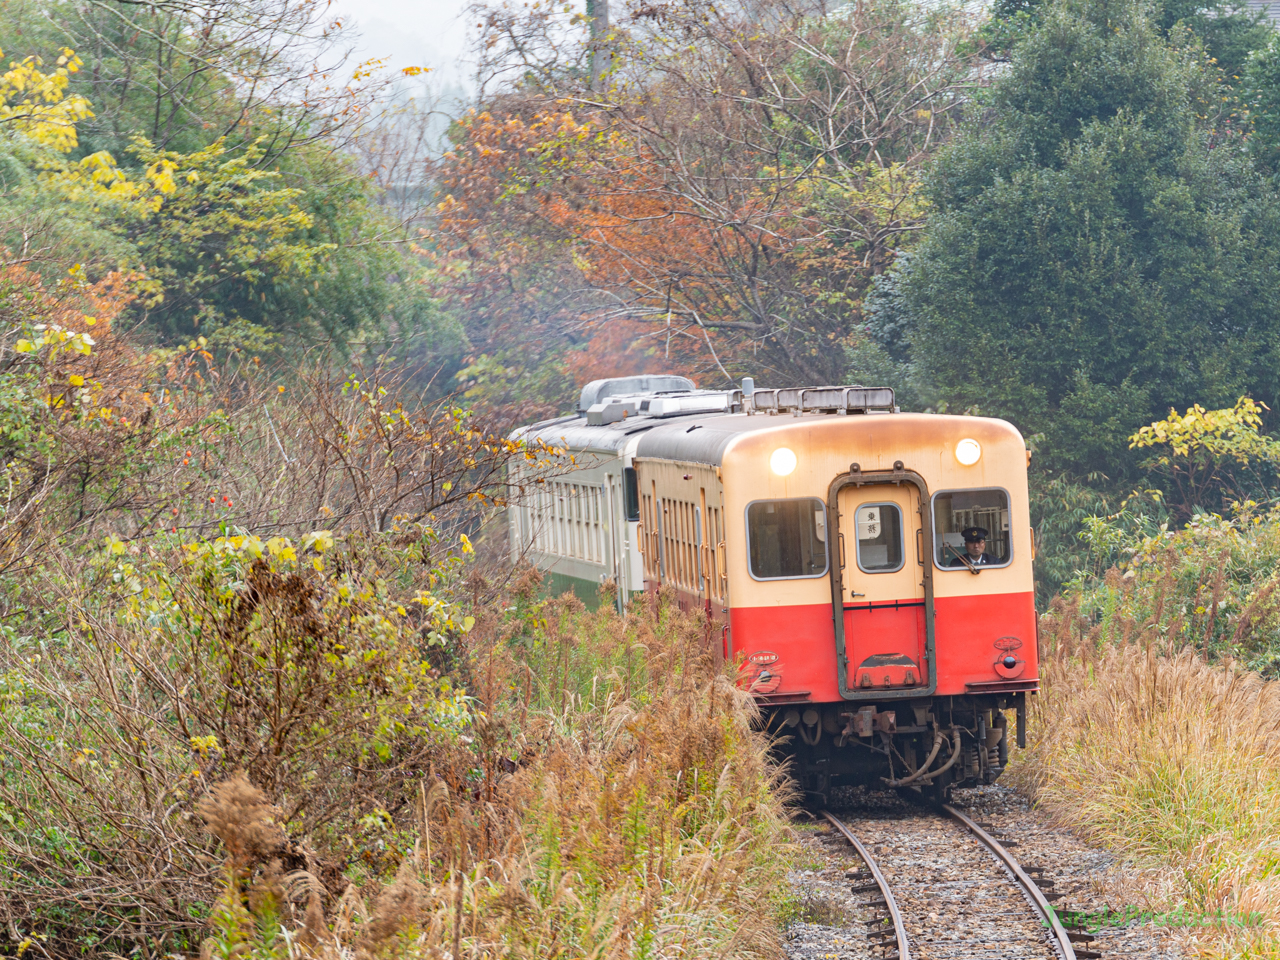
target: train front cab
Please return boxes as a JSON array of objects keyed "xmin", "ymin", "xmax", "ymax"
[{"xmin": 720, "ymin": 414, "xmax": 1039, "ymax": 801}]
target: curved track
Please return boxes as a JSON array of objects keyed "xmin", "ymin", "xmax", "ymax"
[
  {"xmin": 820, "ymin": 811, "xmax": 911, "ymax": 960},
  {"xmin": 940, "ymin": 803, "xmax": 1081, "ymax": 960},
  {"xmin": 821, "ymin": 806, "xmax": 1102, "ymax": 960}
]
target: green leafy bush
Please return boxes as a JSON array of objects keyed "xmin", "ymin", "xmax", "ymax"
[{"xmin": 1065, "ymin": 502, "xmax": 1280, "ymax": 669}]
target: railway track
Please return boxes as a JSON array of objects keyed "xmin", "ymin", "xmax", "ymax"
[{"xmin": 818, "ymin": 802, "xmax": 1104, "ymax": 960}]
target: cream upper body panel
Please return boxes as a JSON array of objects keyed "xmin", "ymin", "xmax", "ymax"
[{"xmin": 715, "ymin": 413, "xmax": 1032, "ymax": 606}]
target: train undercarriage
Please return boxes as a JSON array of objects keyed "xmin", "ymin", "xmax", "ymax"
[{"xmin": 764, "ymin": 693, "xmax": 1028, "ymax": 805}]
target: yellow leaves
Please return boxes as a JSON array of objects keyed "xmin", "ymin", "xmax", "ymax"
[
  {"xmin": 145, "ymin": 157, "xmax": 178, "ymax": 195},
  {"xmin": 77, "ymin": 151, "xmax": 126, "ymax": 187},
  {"xmin": 13, "ymin": 322, "xmax": 95, "ymax": 360},
  {"xmin": 189, "ymin": 735, "xmax": 221, "ymax": 758},
  {"xmin": 401, "ymin": 65, "xmax": 429, "ymax": 77},
  {"xmin": 1130, "ymin": 397, "xmax": 1277, "ymax": 466},
  {"xmin": 350, "ymin": 56, "xmax": 388, "ymax": 81},
  {"xmin": 0, "ymin": 47, "xmax": 92, "ymax": 153},
  {"xmin": 303, "ymin": 530, "xmax": 335, "ymax": 553},
  {"xmin": 460, "ymin": 533, "xmax": 475, "ymax": 555},
  {"xmin": 54, "ymin": 150, "xmax": 157, "ymax": 210},
  {"xmin": 104, "ymin": 534, "xmax": 126, "ymax": 555},
  {"xmin": 48, "ymin": 136, "xmax": 316, "ymax": 244}
]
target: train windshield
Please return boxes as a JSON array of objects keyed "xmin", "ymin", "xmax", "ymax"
[
  {"xmin": 746, "ymin": 498, "xmax": 828, "ymax": 580},
  {"xmin": 932, "ymin": 488, "xmax": 1011, "ymax": 569}
]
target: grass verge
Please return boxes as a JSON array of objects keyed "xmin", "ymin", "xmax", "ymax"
[
  {"xmin": 199, "ymin": 583, "xmax": 795, "ymax": 960},
  {"xmin": 1012, "ymin": 594, "xmax": 1280, "ymax": 958}
]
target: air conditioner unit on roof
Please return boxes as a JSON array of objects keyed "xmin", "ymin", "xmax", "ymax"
[{"xmin": 577, "ymin": 375, "xmax": 696, "ymax": 412}]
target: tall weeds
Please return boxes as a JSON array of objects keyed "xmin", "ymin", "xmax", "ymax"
[
  {"xmin": 1015, "ymin": 515, "xmax": 1280, "ymax": 957},
  {"xmin": 198, "ymin": 586, "xmax": 793, "ymax": 960},
  {"xmin": 0, "ymin": 529, "xmax": 475, "ymax": 954}
]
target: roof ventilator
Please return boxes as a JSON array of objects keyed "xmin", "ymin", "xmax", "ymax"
[
  {"xmin": 750, "ymin": 385, "xmax": 896, "ymax": 415},
  {"xmin": 577, "ymin": 375, "xmax": 696, "ymax": 412},
  {"xmin": 579, "ymin": 379, "xmax": 897, "ymax": 425}
]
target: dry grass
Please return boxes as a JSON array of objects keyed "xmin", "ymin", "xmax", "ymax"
[
  {"xmin": 1012, "ymin": 595, "xmax": 1280, "ymax": 957},
  {"xmin": 198, "ymin": 589, "xmax": 795, "ymax": 960}
]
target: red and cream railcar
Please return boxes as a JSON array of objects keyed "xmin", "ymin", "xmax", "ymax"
[{"xmin": 511, "ymin": 376, "xmax": 1038, "ymax": 801}]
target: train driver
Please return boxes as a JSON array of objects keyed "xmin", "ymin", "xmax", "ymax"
[{"xmin": 948, "ymin": 526, "xmax": 997, "ymax": 567}]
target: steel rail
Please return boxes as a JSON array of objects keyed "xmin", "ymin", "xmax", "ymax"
[
  {"xmin": 819, "ymin": 811, "xmax": 911, "ymax": 960},
  {"xmin": 942, "ymin": 803, "xmax": 1077, "ymax": 960}
]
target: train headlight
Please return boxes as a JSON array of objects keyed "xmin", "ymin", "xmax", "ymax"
[
  {"xmin": 955, "ymin": 438, "xmax": 982, "ymax": 466},
  {"xmin": 770, "ymin": 447, "xmax": 798, "ymax": 476}
]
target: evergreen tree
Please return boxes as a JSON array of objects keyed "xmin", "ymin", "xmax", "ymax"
[
  {"xmin": 899, "ymin": 0, "xmax": 1280, "ymax": 476},
  {"xmin": 980, "ymin": 0, "xmax": 1272, "ymax": 82}
]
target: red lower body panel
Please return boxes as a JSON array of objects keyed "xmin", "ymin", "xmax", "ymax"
[
  {"xmin": 728, "ymin": 590, "xmax": 1037, "ymax": 701},
  {"xmin": 728, "ymin": 603, "xmax": 839, "ymax": 701},
  {"xmin": 932, "ymin": 591, "xmax": 1038, "ymax": 695}
]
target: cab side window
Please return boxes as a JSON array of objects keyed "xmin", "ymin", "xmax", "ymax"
[
  {"xmin": 747, "ymin": 498, "xmax": 828, "ymax": 579},
  {"xmin": 932, "ymin": 488, "xmax": 1012, "ymax": 569}
]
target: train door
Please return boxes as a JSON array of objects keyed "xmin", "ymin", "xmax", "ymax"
[{"xmin": 836, "ymin": 482, "xmax": 929, "ymax": 695}]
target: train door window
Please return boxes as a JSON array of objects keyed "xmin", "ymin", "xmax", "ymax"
[
  {"xmin": 854, "ymin": 503, "xmax": 904, "ymax": 573},
  {"xmin": 932, "ymin": 488, "xmax": 1012, "ymax": 569},
  {"xmin": 746, "ymin": 498, "xmax": 828, "ymax": 580}
]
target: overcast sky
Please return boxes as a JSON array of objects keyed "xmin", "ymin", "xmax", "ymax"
[{"xmin": 330, "ymin": 0, "xmax": 477, "ymax": 89}]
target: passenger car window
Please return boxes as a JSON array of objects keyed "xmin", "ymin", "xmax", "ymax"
[
  {"xmin": 747, "ymin": 499, "xmax": 828, "ymax": 579},
  {"xmin": 933, "ymin": 488, "xmax": 1012, "ymax": 569},
  {"xmin": 855, "ymin": 503, "xmax": 904, "ymax": 572}
]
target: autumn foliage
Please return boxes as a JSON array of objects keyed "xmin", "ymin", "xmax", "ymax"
[{"xmin": 433, "ymin": 0, "xmax": 976, "ymax": 398}]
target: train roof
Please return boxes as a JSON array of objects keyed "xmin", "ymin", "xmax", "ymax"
[{"xmin": 512, "ymin": 381, "xmax": 904, "ymax": 462}]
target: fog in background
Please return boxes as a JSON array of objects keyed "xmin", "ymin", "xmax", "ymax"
[{"xmin": 331, "ymin": 0, "xmax": 475, "ymax": 88}]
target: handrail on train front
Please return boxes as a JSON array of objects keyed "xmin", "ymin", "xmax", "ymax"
[{"xmin": 827, "ymin": 463, "xmax": 938, "ymax": 701}]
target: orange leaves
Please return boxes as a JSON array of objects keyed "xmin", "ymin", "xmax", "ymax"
[
  {"xmin": 562, "ymin": 316, "xmax": 710, "ymax": 384},
  {"xmin": 434, "ymin": 106, "xmax": 751, "ymax": 382},
  {"xmin": 2, "ymin": 263, "xmax": 134, "ymax": 337},
  {"xmin": 1, "ymin": 264, "xmax": 157, "ymax": 426}
]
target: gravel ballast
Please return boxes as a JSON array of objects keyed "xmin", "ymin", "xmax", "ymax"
[{"xmin": 784, "ymin": 785, "xmax": 1188, "ymax": 960}]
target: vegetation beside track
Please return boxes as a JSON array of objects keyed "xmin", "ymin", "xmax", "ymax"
[
  {"xmin": 196, "ymin": 584, "xmax": 793, "ymax": 960},
  {"xmin": 1012, "ymin": 507, "xmax": 1280, "ymax": 958}
]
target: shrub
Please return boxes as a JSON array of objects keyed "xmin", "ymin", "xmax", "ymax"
[
  {"xmin": 197, "ymin": 588, "xmax": 795, "ymax": 960},
  {"xmin": 0, "ymin": 528, "xmax": 474, "ymax": 955},
  {"xmin": 1067, "ymin": 504, "xmax": 1280, "ymax": 670}
]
